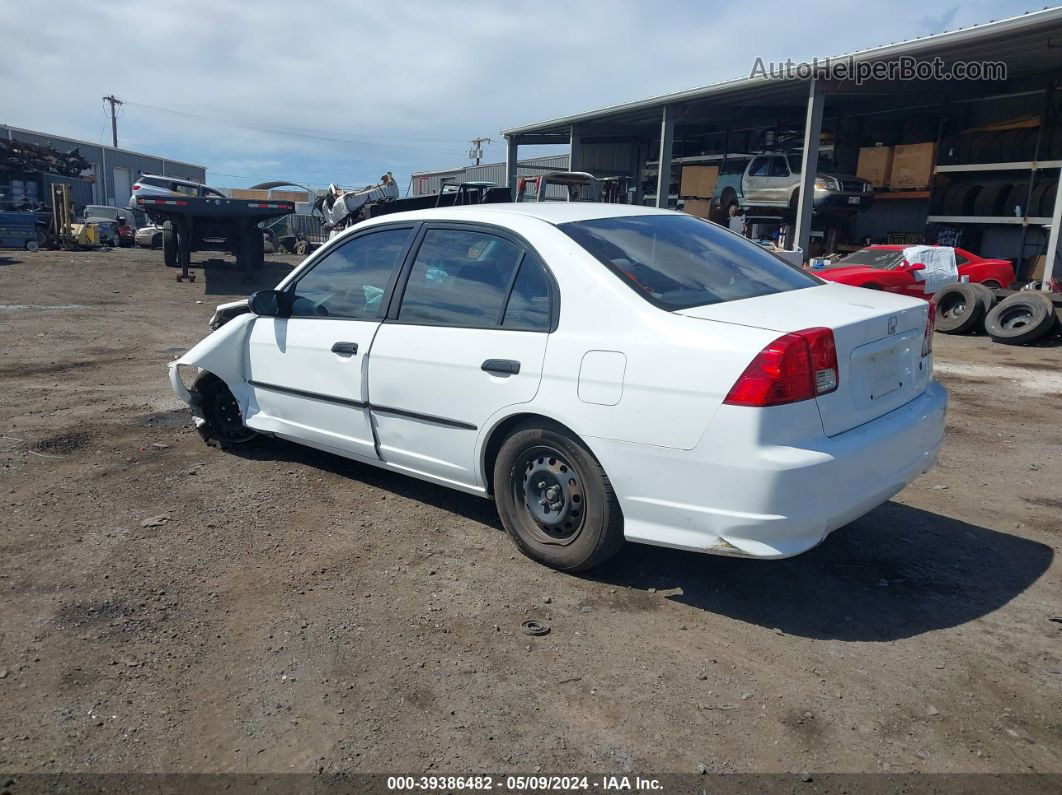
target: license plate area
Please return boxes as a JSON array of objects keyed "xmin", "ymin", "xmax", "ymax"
[
  {"xmin": 849, "ymin": 330, "xmax": 921, "ymax": 411},
  {"xmin": 866, "ymin": 350, "xmax": 901, "ymax": 401},
  {"xmin": 847, "ymin": 195, "xmax": 861, "ymax": 205}
]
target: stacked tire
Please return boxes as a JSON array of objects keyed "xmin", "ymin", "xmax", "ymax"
[
  {"xmin": 941, "ymin": 127, "xmax": 1062, "ymax": 165},
  {"xmin": 983, "ymin": 292, "xmax": 1058, "ymax": 345},
  {"xmin": 935, "ymin": 283, "xmax": 1059, "ymax": 345}
]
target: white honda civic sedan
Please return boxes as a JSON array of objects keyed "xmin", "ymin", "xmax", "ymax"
[{"xmin": 169, "ymin": 203, "xmax": 946, "ymax": 571}]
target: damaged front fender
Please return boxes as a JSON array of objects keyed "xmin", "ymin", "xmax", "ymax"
[{"xmin": 168, "ymin": 312, "xmax": 257, "ymax": 421}]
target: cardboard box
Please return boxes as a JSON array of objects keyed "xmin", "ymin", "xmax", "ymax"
[
  {"xmin": 682, "ymin": 198, "xmax": 712, "ymax": 218},
  {"xmin": 889, "ymin": 143, "xmax": 935, "ymax": 190},
  {"xmin": 857, "ymin": 146, "xmax": 893, "ymax": 188},
  {"xmin": 228, "ymin": 189, "xmax": 270, "ymax": 200},
  {"xmin": 680, "ymin": 166, "xmax": 718, "ymax": 198}
]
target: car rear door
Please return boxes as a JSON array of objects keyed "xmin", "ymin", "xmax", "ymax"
[
  {"xmin": 244, "ymin": 224, "xmax": 415, "ymax": 459},
  {"xmin": 367, "ymin": 223, "xmax": 554, "ymax": 489}
]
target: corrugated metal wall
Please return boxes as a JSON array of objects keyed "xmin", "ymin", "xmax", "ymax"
[
  {"xmin": 1, "ymin": 125, "xmax": 207, "ymax": 208},
  {"xmin": 573, "ymin": 141, "xmax": 639, "ymax": 176},
  {"xmin": 412, "ymin": 154, "xmax": 570, "ymax": 196}
]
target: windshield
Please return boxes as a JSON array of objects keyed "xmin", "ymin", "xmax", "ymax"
[
  {"xmin": 559, "ymin": 214, "xmax": 819, "ymax": 310},
  {"xmin": 829, "ymin": 248, "xmax": 906, "ymax": 269}
]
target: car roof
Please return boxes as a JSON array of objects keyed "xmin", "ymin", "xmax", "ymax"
[
  {"xmin": 359, "ymin": 201, "xmax": 677, "ymax": 228},
  {"xmin": 137, "ymin": 174, "xmax": 203, "ymax": 186}
]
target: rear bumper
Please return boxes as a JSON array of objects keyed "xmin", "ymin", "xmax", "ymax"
[{"xmin": 594, "ymin": 381, "xmax": 947, "ymax": 558}]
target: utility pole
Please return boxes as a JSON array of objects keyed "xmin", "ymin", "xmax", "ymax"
[
  {"xmin": 467, "ymin": 136, "xmax": 492, "ymax": 166},
  {"xmin": 102, "ymin": 95, "xmax": 123, "ymax": 148}
]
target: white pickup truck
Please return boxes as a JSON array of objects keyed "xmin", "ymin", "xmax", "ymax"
[{"xmin": 717, "ymin": 153, "xmax": 874, "ymax": 214}]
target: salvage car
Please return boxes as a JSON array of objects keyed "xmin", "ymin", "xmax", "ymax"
[
  {"xmin": 169, "ymin": 204, "xmax": 946, "ymax": 571},
  {"xmin": 135, "ymin": 223, "xmax": 164, "ymax": 248},
  {"xmin": 815, "ymin": 244, "xmax": 1015, "ymax": 296},
  {"xmin": 718, "ymin": 153, "xmax": 874, "ymax": 213}
]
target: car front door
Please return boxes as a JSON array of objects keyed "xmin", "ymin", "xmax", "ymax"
[
  {"xmin": 244, "ymin": 225, "xmax": 414, "ymax": 459},
  {"xmin": 767, "ymin": 156, "xmax": 793, "ymax": 205},
  {"xmin": 743, "ymin": 156, "xmax": 772, "ymax": 203},
  {"xmin": 367, "ymin": 224, "xmax": 554, "ymax": 489}
]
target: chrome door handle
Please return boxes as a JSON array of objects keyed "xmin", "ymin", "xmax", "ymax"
[{"xmin": 331, "ymin": 342, "xmax": 359, "ymax": 355}]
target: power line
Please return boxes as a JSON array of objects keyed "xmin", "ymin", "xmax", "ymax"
[{"xmin": 121, "ymin": 99, "xmax": 475, "ymax": 151}]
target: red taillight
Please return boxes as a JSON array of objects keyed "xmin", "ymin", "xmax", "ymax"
[
  {"xmin": 922, "ymin": 301, "xmax": 935, "ymax": 357},
  {"xmin": 132, "ymin": 184, "xmax": 140, "ymax": 190},
  {"xmin": 724, "ymin": 327, "xmax": 839, "ymax": 407}
]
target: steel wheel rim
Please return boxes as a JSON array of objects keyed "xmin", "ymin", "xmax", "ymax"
[
  {"xmin": 203, "ymin": 383, "xmax": 255, "ymax": 443},
  {"xmin": 512, "ymin": 446, "xmax": 585, "ymax": 546},
  {"xmin": 998, "ymin": 305, "xmax": 1033, "ymax": 330},
  {"xmin": 939, "ymin": 292, "xmax": 968, "ymax": 320}
]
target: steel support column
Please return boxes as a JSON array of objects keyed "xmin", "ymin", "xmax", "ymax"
[
  {"xmin": 505, "ymin": 136, "xmax": 519, "ymax": 198},
  {"xmin": 1040, "ymin": 170, "xmax": 1062, "ymax": 290},
  {"xmin": 794, "ymin": 80, "xmax": 825, "ymax": 259},
  {"xmin": 569, "ymin": 126, "xmax": 583, "ymax": 172},
  {"xmin": 633, "ymin": 140, "xmax": 648, "ymax": 205},
  {"xmin": 655, "ymin": 106, "xmax": 675, "ymax": 208}
]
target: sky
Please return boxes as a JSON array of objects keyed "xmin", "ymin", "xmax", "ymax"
[{"xmin": 0, "ymin": 0, "xmax": 1049, "ymax": 193}]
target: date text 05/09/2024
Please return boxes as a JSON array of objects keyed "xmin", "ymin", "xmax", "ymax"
[{"xmin": 386, "ymin": 775, "xmax": 663, "ymax": 792}]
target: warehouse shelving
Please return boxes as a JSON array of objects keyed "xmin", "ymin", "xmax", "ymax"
[{"xmin": 934, "ymin": 160, "xmax": 1062, "ymax": 173}]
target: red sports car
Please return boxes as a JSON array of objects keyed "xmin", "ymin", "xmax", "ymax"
[{"xmin": 814, "ymin": 245, "xmax": 1014, "ymax": 298}]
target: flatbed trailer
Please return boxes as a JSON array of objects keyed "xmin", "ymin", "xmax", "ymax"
[{"xmin": 135, "ymin": 195, "xmax": 295, "ymax": 282}]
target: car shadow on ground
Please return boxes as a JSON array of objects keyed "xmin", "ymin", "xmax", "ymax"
[
  {"xmin": 232, "ymin": 440, "xmax": 1052, "ymax": 643},
  {"xmin": 199, "ymin": 257, "xmax": 295, "ymax": 296},
  {"xmin": 588, "ymin": 500, "xmax": 1053, "ymax": 641},
  {"xmin": 0, "ymin": 255, "xmax": 17, "ymax": 266}
]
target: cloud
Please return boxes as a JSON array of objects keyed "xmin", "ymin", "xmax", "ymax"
[{"xmin": 0, "ymin": 0, "xmax": 1040, "ymax": 190}]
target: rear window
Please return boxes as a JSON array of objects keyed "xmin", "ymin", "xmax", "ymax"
[
  {"xmin": 559, "ymin": 214, "xmax": 819, "ymax": 310},
  {"xmin": 831, "ymin": 248, "xmax": 905, "ymax": 269}
]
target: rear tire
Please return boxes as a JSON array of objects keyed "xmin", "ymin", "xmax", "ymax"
[
  {"xmin": 494, "ymin": 421, "xmax": 624, "ymax": 572},
  {"xmin": 162, "ymin": 221, "xmax": 178, "ymax": 267},
  {"xmin": 985, "ymin": 292, "xmax": 1057, "ymax": 345},
  {"xmin": 934, "ymin": 283, "xmax": 986, "ymax": 334},
  {"xmin": 193, "ymin": 373, "xmax": 259, "ymax": 447}
]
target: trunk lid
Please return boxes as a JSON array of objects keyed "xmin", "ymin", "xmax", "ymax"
[{"xmin": 678, "ymin": 283, "xmax": 933, "ymax": 436}]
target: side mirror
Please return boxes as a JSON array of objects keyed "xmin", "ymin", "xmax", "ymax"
[
  {"xmin": 248, "ymin": 290, "xmax": 287, "ymax": 317},
  {"xmin": 907, "ymin": 262, "xmax": 926, "ymax": 272}
]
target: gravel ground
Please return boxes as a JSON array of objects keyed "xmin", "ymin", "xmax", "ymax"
[{"xmin": 0, "ymin": 246, "xmax": 1059, "ymax": 777}]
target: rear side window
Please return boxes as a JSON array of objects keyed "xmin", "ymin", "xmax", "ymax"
[
  {"xmin": 559, "ymin": 214, "xmax": 819, "ymax": 310},
  {"xmin": 398, "ymin": 228, "xmax": 522, "ymax": 326},
  {"xmin": 502, "ymin": 254, "xmax": 551, "ymax": 331}
]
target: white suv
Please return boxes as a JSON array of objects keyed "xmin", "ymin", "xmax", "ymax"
[{"xmin": 128, "ymin": 174, "xmax": 227, "ymax": 209}]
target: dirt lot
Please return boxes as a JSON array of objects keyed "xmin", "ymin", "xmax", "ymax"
[{"xmin": 0, "ymin": 246, "xmax": 1059, "ymax": 777}]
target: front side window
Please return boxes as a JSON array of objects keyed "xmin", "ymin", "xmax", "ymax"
[
  {"xmin": 398, "ymin": 228, "xmax": 522, "ymax": 326},
  {"xmin": 748, "ymin": 157, "xmax": 771, "ymax": 177},
  {"xmin": 289, "ymin": 228, "xmax": 411, "ymax": 318},
  {"xmin": 560, "ymin": 213, "xmax": 819, "ymax": 311}
]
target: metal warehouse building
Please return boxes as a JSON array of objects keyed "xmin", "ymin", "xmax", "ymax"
[
  {"xmin": 1, "ymin": 123, "xmax": 206, "ymax": 210},
  {"xmin": 412, "ymin": 154, "xmax": 569, "ymax": 196},
  {"xmin": 498, "ymin": 7, "xmax": 1062, "ymax": 286}
]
